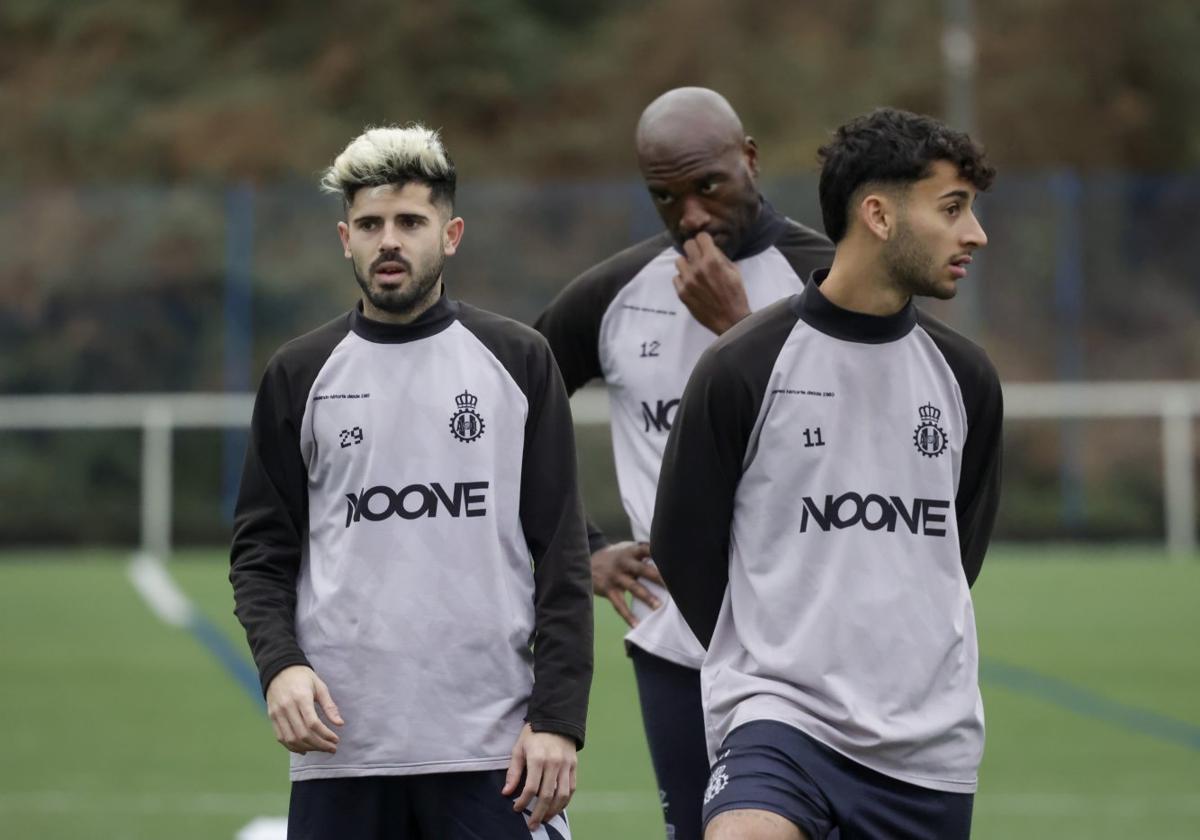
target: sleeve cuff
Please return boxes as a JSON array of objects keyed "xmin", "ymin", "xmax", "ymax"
[
  {"xmin": 586, "ymin": 530, "xmax": 610, "ymax": 556},
  {"xmin": 529, "ymin": 717, "xmax": 586, "ymax": 750},
  {"xmin": 259, "ymin": 654, "xmax": 312, "ymax": 697}
]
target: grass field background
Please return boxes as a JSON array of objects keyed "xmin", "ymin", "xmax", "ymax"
[{"xmin": 1, "ymin": 546, "xmax": 1197, "ymax": 839}]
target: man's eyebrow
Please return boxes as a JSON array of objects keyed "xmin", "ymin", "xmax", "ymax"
[{"xmin": 938, "ymin": 189, "xmax": 971, "ymax": 201}]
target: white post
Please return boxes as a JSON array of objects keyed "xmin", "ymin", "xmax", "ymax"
[
  {"xmin": 1162, "ymin": 389, "xmax": 1196, "ymax": 559},
  {"xmin": 141, "ymin": 403, "xmax": 174, "ymax": 560},
  {"xmin": 942, "ymin": 0, "xmax": 981, "ymax": 336}
]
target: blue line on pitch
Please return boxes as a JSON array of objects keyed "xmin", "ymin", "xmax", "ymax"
[
  {"xmin": 189, "ymin": 613, "xmax": 266, "ymax": 711},
  {"xmin": 982, "ymin": 657, "xmax": 1200, "ymax": 752}
]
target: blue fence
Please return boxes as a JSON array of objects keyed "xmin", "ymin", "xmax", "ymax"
[{"xmin": 0, "ymin": 174, "xmax": 1197, "ymax": 544}]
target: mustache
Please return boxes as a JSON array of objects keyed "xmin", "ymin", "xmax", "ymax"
[{"xmin": 370, "ymin": 251, "xmax": 412, "ymax": 273}]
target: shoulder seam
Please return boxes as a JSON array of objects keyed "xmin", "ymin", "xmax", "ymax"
[{"xmin": 452, "ymin": 315, "xmax": 536, "ymax": 407}]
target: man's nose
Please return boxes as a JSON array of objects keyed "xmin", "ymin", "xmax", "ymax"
[
  {"xmin": 963, "ymin": 211, "xmax": 987, "ymax": 249},
  {"xmin": 380, "ymin": 222, "xmax": 403, "ymax": 251},
  {"xmin": 678, "ymin": 195, "xmax": 712, "ymax": 238}
]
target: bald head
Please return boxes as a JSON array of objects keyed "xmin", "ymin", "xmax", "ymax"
[
  {"xmin": 636, "ymin": 87, "xmax": 746, "ymax": 159},
  {"xmin": 634, "ymin": 88, "xmax": 762, "ymax": 258}
]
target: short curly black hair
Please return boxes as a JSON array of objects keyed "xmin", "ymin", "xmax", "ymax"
[{"xmin": 817, "ymin": 108, "xmax": 995, "ymax": 243}]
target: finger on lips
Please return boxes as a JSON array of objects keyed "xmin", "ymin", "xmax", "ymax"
[{"xmin": 696, "ymin": 231, "xmax": 722, "ymax": 255}]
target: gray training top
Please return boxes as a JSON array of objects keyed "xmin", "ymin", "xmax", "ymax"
[
  {"xmin": 652, "ymin": 271, "xmax": 1003, "ymax": 793},
  {"xmin": 535, "ymin": 202, "xmax": 832, "ymax": 669},
  {"xmin": 231, "ymin": 293, "xmax": 593, "ymax": 781}
]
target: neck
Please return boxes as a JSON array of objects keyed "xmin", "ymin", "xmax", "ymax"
[
  {"xmin": 362, "ymin": 280, "xmax": 443, "ymax": 325},
  {"xmin": 818, "ymin": 245, "xmax": 910, "ymax": 316}
]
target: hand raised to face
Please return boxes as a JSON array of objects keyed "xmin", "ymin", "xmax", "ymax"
[{"xmin": 673, "ymin": 232, "xmax": 751, "ymax": 335}]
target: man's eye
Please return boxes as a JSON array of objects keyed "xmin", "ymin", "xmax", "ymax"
[
  {"xmin": 699, "ymin": 181, "xmax": 719, "ymax": 195},
  {"xmin": 945, "ymin": 204, "xmax": 960, "ymax": 217},
  {"xmin": 359, "ymin": 220, "xmax": 379, "ymax": 230},
  {"xmin": 651, "ymin": 192, "xmax": 675, "ymax": 206}
]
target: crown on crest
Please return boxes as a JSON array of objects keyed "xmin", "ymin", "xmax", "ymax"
[
  {"xmin": 918, "ymin": 403, "xmax": 941, "ymax": 424},
  {"xmin": 455, "ymin": 390, "xmax": 479, "ymax": 411}
]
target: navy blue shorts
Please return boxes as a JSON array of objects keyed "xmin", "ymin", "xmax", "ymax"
[
  {"xmin": 287, "ymin": 771, "xmax": 571, "ymax": 840},
  {"xmin": 702, "ymin": 721, "xmax": 973, "ymax": 840},
  {"xmin": 630, "ymin": 645, "xmax": 710, "ymax": 840}
]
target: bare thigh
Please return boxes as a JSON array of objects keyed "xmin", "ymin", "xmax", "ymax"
[{"xmin": 706, "ymin": 808, "xmax": 807, "ymax": 840}]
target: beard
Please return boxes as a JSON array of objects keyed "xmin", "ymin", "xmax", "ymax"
[
  {"xmin": 353, "ymin": 250, "xmax": 445, "ymax": 316},
  {"xmin": 713, "ymin": 200, "xmax": 758, "ymax": 259},
  {"xmin": 883, "ymin": 219, "xmax": 954, "ymax": 301}
]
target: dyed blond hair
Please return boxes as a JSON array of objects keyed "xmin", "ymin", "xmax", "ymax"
[{"xmin": 320, "ymin": 123, "xmax": 456, "ymax": 209}]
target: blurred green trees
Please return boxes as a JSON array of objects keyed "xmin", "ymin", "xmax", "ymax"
[{"xmin": 2, "ymin": 0, "xmax": 1199, "ymax": 183}]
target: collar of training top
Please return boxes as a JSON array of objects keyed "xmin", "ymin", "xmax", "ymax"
[
  {"xmin": 731, "ymin": 198, "xmax": 790, "ymax": 261},
  {"xmin": 349, "ymin": 291, "xmax": 459, "ymax": 344},
  {"xmin": 792, "ymin": 268, "xmax": 918, "ymax": 344}
]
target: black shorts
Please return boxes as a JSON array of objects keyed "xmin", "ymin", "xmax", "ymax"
[
  {"xmin": 701, "ymin": 721, "xmax": 973, "ymax": 840},
  {"xmin": 287, "ymin": 771, "xmax": 571, "ymax": 840}
]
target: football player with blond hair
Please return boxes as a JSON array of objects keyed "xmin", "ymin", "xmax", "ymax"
[{"xmin": 232, "ymin": 124, "xmax": 592, "ymax": 839}]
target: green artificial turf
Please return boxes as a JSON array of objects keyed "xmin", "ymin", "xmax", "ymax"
[{"xmin": 0, "ymin": 547, "xmax": 1195, "ymax": 839}]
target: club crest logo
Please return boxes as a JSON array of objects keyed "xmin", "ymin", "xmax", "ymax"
[
  {"xmin": 913, "ymin": 402, "xmax": 948, "ymax": 458},
  {"xmin": 703, "ymin": 764, "xmax": 730, "ymax": 805},
  {"xmin": 449, "ymin": 390, "xmax": 485, "ymax": 443}
]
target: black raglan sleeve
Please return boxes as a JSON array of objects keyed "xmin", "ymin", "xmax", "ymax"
[
  {"xmin": 651, "ymin": 299, "xmax": 799, "ymax": 647},
  {"xmin": 461, "ymin": 306, "xmax": 594, "ymax": 747},
  {"xmin": 230, "ymin": 317, "xmax": 348, "ymax": 693},
  {"xmin": 918, "ymin": 312, "xmax": 1004, "ymax": 586},
  {"xmin": 774, "ymin": 219, "xmax": 835, "ymax": 280},
  {"xmin": 534, "ymin": 234, "xmax": 670, "ymax": 554},
  {"xmin": 954, "ymin": 363, "xmax": 1003, "ymax": 585}
]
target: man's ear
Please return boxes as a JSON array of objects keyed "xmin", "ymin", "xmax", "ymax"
[
  {"xmin": 743, "ymin": 136, "xmax": 760, "ymax": 179},
  {"xmin": 858, "ymin": 190, "xmax": 899, "ymax": 242},
  {"xmin": 442, "ymin": 216, "xmax": 465, "ymax": 256},
  {"xmin": 337, "ymin": 221, "xmax": 352, "ymax": 258}
]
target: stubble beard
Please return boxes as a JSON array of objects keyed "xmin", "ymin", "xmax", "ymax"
[
  {"xmin": 713, "ymin": 179, "xmax": 762, "ymax": 259},
  {"xmin": 353, "ymin": 252, "xmax": 445, "ymax": 317},
  {"xmin": 884, "ymin": 219, "xmax": 954, "ymax": 301},
  {"xmin": 719, "ymin": 196, "xmax": 760, "ymax": 258}
]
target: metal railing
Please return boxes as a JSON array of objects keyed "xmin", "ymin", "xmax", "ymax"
[{"xmin": 0, "ymin": 382, "xmax": 1196, "ymax": 557}]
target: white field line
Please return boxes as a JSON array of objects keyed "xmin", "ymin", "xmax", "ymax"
[
  {"xmin": 2, "ymin": 790, "xmax": 1199, "ymax": 817},
  {"xmin": 127, "ymin": 551, "xmax": 194, "ymax": 627}
]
